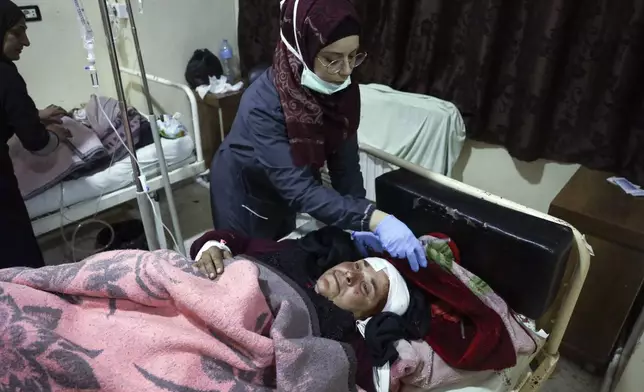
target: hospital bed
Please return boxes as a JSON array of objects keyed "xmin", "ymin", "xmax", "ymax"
[
  {"xmin": 28, "ymin": 69, "xmax": 206, "ymax": 250},
  {"xmin": 290, "ymin": 145, "xmax": 590, "ymax": 392}
]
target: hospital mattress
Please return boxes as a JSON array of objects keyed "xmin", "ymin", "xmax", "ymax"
[{"xmin": 26, "ymin": 136, "xmax": 195, "ymax": 219}]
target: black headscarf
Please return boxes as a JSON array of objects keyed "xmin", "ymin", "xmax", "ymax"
[{"xmin": 0, "ymin": 0, "xmax": 24, "ymax": 63}]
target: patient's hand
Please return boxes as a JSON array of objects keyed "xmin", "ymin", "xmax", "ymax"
[{"xmin": 194, "ymin": 245, "xmax": 231, "ymax": 280}]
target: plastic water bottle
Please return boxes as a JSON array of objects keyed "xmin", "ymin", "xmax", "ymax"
[{"xmin": 219, "ymin": 39, "xmax": 239, "ymax": 83}]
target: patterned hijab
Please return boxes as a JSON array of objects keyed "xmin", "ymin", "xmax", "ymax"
[
  {"xmin": 273, "ymin": 0, "xmax": 361, "ymax": 169},
  {"xmin": 0, "ymin": 0, "xmax": 24, "ymax": 63}
]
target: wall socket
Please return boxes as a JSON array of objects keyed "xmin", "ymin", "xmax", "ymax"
[{"xmin": 19, "ymin": 5, "xmax": 42, "ymax": 22}]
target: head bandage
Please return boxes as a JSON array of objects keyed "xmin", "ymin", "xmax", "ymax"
[
  {"xmin": 364, "ymin": 257, "xmax": 410, "ymax": 316},
  {"xmin": 360, "ymin": 257, "xmax": 411, "ymax": 392}
]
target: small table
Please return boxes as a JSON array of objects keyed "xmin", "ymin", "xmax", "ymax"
[
  {"xmin": 549, "ymin": 167, "xmax": 644, "ymax": 371},
  {"xmin": 195, "ymin": 90, "xmax": 244, "ymax": 169}
]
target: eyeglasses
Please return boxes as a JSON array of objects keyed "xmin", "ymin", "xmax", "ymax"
[{"xmin": 317, "ymin": 52, "xmax": 368, "ymax": 75}]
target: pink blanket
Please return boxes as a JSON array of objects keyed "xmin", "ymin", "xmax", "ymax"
[{"xmin": 0, "ymin": 250, "xmax": 357, "ymax": 391}]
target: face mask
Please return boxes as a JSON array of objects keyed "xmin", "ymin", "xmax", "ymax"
[
  {"xmin": 301, "ymin": 69, "xmax": 351, "ymax": 95},
  {"xmin": 279, "ymin": 0, "xmax": 352, "ymax": 95}
]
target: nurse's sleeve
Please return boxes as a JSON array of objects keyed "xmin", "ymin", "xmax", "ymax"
[
  {"xmin": 248, "ymin": 107, "xmax": 375, "ymax": 232},
  {"xmin": 1, "ymin": 66, "xmax": 58, "ymax": 154},
  {"xmin": 326, "ymin": 133, "xmax": 367, "ymax": 198}
]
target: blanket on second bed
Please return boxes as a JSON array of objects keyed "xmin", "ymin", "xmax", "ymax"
[
  {"xmin": 9, "ymin": 116, "xmax": 108, "ymax": 199},
  {"xmin": 10, "ymin": 95, "xmax": 153, "ymax": 200},
  {"xmin": 0, "ymin": 250, "xmax": 357, "ymax": 392}
]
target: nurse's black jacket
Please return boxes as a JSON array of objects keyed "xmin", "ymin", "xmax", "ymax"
[
  {"xmin": 209, "ymin": 69, "xmax": 374, "ymax": 239},
  {"xmin": 0, "ymin": 61, "xmax": 52, "ymax": 154},
  {"xmin": 0, "ymin": 61, "xmax": 51, "ymax": 268}
]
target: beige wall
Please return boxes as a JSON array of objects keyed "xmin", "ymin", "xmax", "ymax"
[
  {"xmin": 14, "ymin": 0, "xmax": 238, "ymax": 133},
  {"xmin": 453, "ymin": 141, "xmax": 579, "ymax": 213}
]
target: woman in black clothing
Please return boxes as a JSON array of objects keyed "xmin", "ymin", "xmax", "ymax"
[{"xmin": 1, "ymin": 0, "xmax": 70, "ymax": 268}]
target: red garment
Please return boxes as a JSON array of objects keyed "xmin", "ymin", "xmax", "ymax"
[
  {"xmin": 273, "ymin": 0, "xmax": 361, "ymax": 169},
  {"xmin": 388, "ymin": 254, "xmax": 517, "ymax": 371}
]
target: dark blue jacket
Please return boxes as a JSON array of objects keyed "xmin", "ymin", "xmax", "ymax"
[{"xmin": 209, "ymin": 69, "xmax": 374, "ymax": 239}]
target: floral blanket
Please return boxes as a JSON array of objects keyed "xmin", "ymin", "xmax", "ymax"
[{"xmin": 0, "ymin": 250, "xmax": 357, "ymax": 392}]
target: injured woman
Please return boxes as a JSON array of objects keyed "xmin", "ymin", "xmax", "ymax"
[{"xmin": 0, "ymin": 227, "xmax": 538, "ymax": 392}]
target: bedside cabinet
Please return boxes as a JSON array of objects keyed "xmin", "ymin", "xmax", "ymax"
[{"xmin": 549, "ymin": 167, "xmax": 644, "ymax": 371}]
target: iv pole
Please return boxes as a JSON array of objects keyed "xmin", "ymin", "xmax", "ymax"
[
  {"xmin": 123, "ymin": 0, "xmax": 186, "ymax": 255},
  {"xmin": 96, "ymin": 0, "xmax": 160, "ymax": 250},
  {"xmin": 96, "ymin": 0, "xmax": 187, "ymax": 254}
]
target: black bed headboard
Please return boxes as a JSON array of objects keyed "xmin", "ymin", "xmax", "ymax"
[{"xmin": 376, "ymin": 169, "xmax": 573, "ymax": 320}]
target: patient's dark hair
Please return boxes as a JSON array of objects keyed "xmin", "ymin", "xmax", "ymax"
[{"xmin": 297, "ymin": 226, "xmax": 363, "ymax": 280}]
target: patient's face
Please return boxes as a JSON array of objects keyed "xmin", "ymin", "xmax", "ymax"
[{"xmin": 315, "ymin": 259, "xmax": 390, "ymax": 319}]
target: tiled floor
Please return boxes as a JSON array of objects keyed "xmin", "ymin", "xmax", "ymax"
[{"xmin": 39, "ymin": 182, "xmax": 603, "ymax": 391}]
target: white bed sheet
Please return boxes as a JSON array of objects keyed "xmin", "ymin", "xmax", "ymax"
[
  {"xmin": 357, "ymin": 84, "xmax": 466, "ymax": 178},
  {"xmin": 26, "ymin": 136, "xmax": 195, "ymax": 219}
]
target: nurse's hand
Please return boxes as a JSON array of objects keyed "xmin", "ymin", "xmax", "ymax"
[
  {"xmin": 372, "ymin": 213, "xmax": 428, "ymax": 272},
  {"xmin": 194, "ymin": 245, "xmax": 231, "ymax": 280},
  {"xmin": 351, "ymin": 231, "xmax": 384, "ymax": 257},
  {"xmin": 39, "ymin": 105, "xmax": 67, "ymax": 125},
  {"xmin": 46, "ymin": 124, "xmax": 72, "ymax": 141}
]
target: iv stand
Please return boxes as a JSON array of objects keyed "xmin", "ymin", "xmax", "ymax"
[
  {"xmin": 97, "ymin": 0, "xmax": 159, "ymax": 250},
  {"xmin": 124, "ymin": 0, "xmax": 185, "ymax": 255}
]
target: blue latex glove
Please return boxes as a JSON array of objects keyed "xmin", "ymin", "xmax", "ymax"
[
  {"xmin": 351, "ymin": 231, "xmax": 384, "ymax": 257},
  {"xmin": 374, "ymin": 215, "xmax": 428, "ymax": 272}
]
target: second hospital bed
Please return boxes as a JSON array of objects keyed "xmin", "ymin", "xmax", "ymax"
[{"xmin": 27, "ymin": 69, "xmax": 207, "ymax": 248}]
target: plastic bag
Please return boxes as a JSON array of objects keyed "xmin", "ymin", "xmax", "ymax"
[
  {"xmin": 195, "ymin": 75, "xmax": 245, "ymax": 99},
  {"xmin": 157, "ymin": 113, "xmax": 187, "ymax": 139},
  {"xmin": 185, "ymin": 49, "xmax": 224, "ymax": 89}
]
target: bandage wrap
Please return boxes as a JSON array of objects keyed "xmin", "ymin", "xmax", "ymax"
[
  {"xmin": 194, "ymin": 240, "xmax": 232, "ymax": 262},
  {"xmin": 364, "ymin": 257, "xmax": 410, "ymax": 316},
  {"xmin": 357, "ymin": 257, "xmax": 411, "ymax": 392}
]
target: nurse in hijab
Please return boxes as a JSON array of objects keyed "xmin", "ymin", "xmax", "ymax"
[
  {"xmin": 209, "ymin": 0, "xmax": 427, "ymax": 271},
  {"xmin": 1, "ymin": 0, "xmax": 70, "ymax": 268}
]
